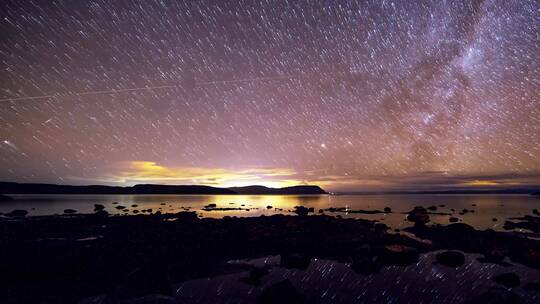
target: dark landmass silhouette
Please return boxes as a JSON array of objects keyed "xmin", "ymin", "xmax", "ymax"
[{"xmin": 0, "ymin": 182, "xmax": 327, "ymax": 195}]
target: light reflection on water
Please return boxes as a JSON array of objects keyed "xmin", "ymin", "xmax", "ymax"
[{"xmin": 1, "ymin": 194, "xmax": 538, "ymax": 231}]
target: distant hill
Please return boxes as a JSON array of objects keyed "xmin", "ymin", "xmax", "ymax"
[{"xmin": 0, "ymin": 182, "xmax": 327, "ymax": 195}]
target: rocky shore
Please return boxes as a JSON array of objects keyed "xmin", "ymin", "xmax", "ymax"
[{"xmin": 0, "ymin": 207, "xmax": 539, "ymax": 303}]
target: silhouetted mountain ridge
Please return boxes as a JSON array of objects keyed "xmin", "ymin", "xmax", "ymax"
[{"xmin": 0, "ymin": 182, "xmax": 327, "ymax": 195}]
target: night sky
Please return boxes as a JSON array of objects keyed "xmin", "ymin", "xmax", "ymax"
[{"xmin": 0, "ymin": 0, "xmax": 538, "ymax": 191}]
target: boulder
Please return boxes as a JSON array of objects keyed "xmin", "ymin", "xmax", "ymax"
[
  {"xmin": 63, "ymin": 209, "xmax": 77, "ymax": 214},
  {"xmin": 94, "ymin": 204, "xmax": 105, "ymax": 211},
  {"xmin": 449, "ymin": 217, "xmax": 459, "ymax": 223},
  {"xmin": 384, "ymin": 207, "xmax": 392, "ymax": 213},
  {"xmin": 435, "ymin": 250, "xmax": 465, "ymax": 267},
  {"xmin": 407, "ymin": 207, "xmax": 430, "ymax": 225},
  {"xmin": 293, "ymin": 206, "xmax": 310, "ymax": 216}
]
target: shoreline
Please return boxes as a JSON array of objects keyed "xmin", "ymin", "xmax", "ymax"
[{"xmin": 1, "ymin": 209, "xmax": 539, "ymax": 303}]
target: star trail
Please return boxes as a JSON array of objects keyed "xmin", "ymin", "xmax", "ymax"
[{"xmin": 0, "ymin": 0, "xmax": 538, "ymax": 191}]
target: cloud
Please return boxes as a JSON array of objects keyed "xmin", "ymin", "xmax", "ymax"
[{"xmin": 102, "ymin": 161, "xmax": 301, "ymax": 188}]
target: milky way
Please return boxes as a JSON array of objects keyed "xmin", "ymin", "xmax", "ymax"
[{"xmin": 0, "ymin": 0, "xmax": 538, "ymax": 191}]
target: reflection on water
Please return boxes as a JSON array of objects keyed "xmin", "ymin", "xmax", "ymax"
[{"xmin": 1, "ymin": 194, "xmax": 538, "ymax": 231}]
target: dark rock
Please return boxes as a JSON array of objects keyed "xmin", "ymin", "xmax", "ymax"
[
  {"xmin": 492, "ymin": 218, "xmax": 498, "ymax": 222},
  {"xmin": 477, "ymin": 248, "xmax": 509, "ymax": 265},
  {"xmin": 293, "ymin": 206, "xmax": 310, "ymax": 216},
  {"xmin": 350, "ymin": 255, "xmax": 381, "ymax": 274},
  {"xmin": 108, "ymin": 267, "xmax": 172, "ymax": 301},
  {"xmin": 94, "ymin": 204, "xmax": 105, "ymax": 211},
  {"xmin": 379, "ymin": 245, "xmax": 419, "ymax": 266},
  {"xmin": 115, "ymin": 205, "xmax": 126, "ymax": 210},
  {"xmin": 0, "ymin": 194, "xmax": 13, "ymax": 201},
  {"xmin": 503, "ymin": 221, "xmax": 515, "ymax": 230},
  {"xmin": 407, "ymin": 206, "xmax": 430, "ymax": 225},
  {"xmin": 133, "ymin": 210, "xmax": 139, "ymax": 214},
  {"xmin": 258, "ymin": 279, "xmax": 304, "ymax": 304},
  {"xmin": 112, "ymin": 202, "xmax": 118, "ymax": 205},
  {"xmin": 204, "ymin": 203, "xmax": 217, "ymax": 208},
  {"xmin": 384, "ymin": 207, "xmax": 391, "ymax": 213},
  {"xmin": 427, "ymin": 205, "xmax": 437, "ymax": 211},
  {"xmin": 492, "ymin": 272, "xmax": 520, "ymax": 287},
  {"xmin": 280, "ymin": 252, "xmax": 311, "ymax": 270},
  {"xmin": 131, "ymin": 204, "xmax": 138, "ymax": 207},
  {"xmin": 93, "ymin": 210, "xmax": 109, "ymax": 218},
  {"xmin": 240, "ymin": 266, "xmax": 269, "ymax": 285},
  {"xmin": 533, "ymin": 209, "xmax": 539, "ymax": 215},
  {"xmin": 5, "ymin": 209, "xmax": 28, "ymax": 217},
  {"xmin": 523, "ymin": 282, "xmax": 540, "ymax": 291},
  {"xmin": 176, "ymin": 211, "xmax": 198, "ymax": 222},
  {"xmin": 266, "ymin": 205, "xmax": 272, "ymax": 209},
  {"xmin": 464, "ymin": 287, "xmax": 521, "ymax": 304},
  {"xmin": 435, "ymin": 250, "xmax": 465, "ymax": 267},
  {"xmin": 449, "ymin": 217, "xmax": 459, "ymax": 223},
  {"xmin": 63, "ymin": 209, "xmax": 77, "ymax": 214}
]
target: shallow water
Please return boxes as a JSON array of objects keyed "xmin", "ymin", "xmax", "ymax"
[{"xmin": 2, "ymin": 194, "xmax": 539, "ymax": 230}]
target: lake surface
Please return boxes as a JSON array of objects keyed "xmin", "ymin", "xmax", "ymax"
[{"xmin": 2, "ymin": 194, "xmax": 539, "ymax": 231}]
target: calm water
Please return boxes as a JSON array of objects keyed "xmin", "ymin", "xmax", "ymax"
[{"xmin": 2, "ymin": 194, "xmax": 539, "ymax": 231}]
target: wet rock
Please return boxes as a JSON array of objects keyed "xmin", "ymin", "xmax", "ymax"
[
  {"xmin": 435, "ymin": 250, "xmax": 465, "ymax": 267},
  {"xmin": 0, "ymin": 194, "xmax": 13, "ymax": 201},
  {"xmin": 5, "ymin": 209, "xmax": 28, "ymax": 217},
  {"xmin": 93, "ymin": 210, "xmax": 109, "ymax": 218},
  {"xmin": 523, "ymin": 282, "xmax": 540, "ymax": 291},
  {"xmin": 280, "ymin": 252, "xmax": 311, "ymax": 270},
  {"xmin": 465, "ymin": 287, "xmax": 521, "ymax": 304},
  {"xmin": 293, "ymin": 206, "xmax": 311, "ymax": 216},
  {"xmin": 379, "ymin": 245, "xmax": 419, "ymax": 266},
  {"xmin": 406, "ymin": 206, "xmax": 430, "ymax": 225},
  {"xmin": 176, "ymin": 211, "xmax": 198, "ymax": 222},
  {"xmin": 503, "ymin": 221, "xmax": 515, "ymax": 230},
  {"xmin": 384, "ymin": 207, "xmax": 391, "ymax": 213},
  {"xmin": 94, "ymin": 204, "xmax": 105, "ymax": 211},
  {"xmin": 492, "ymin": 272, "xmax": 520, "ymax": 287},
  {"xmin": 63, "ymin": 209, "xmax": 77, "ymax": 214},
  {"xmin": 449, "ymin": 217, "xmax": 459, "ymax": 223},
  {"xmin": 258, "ymin": 279, "xmax": 304, "ymax": 304}
]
